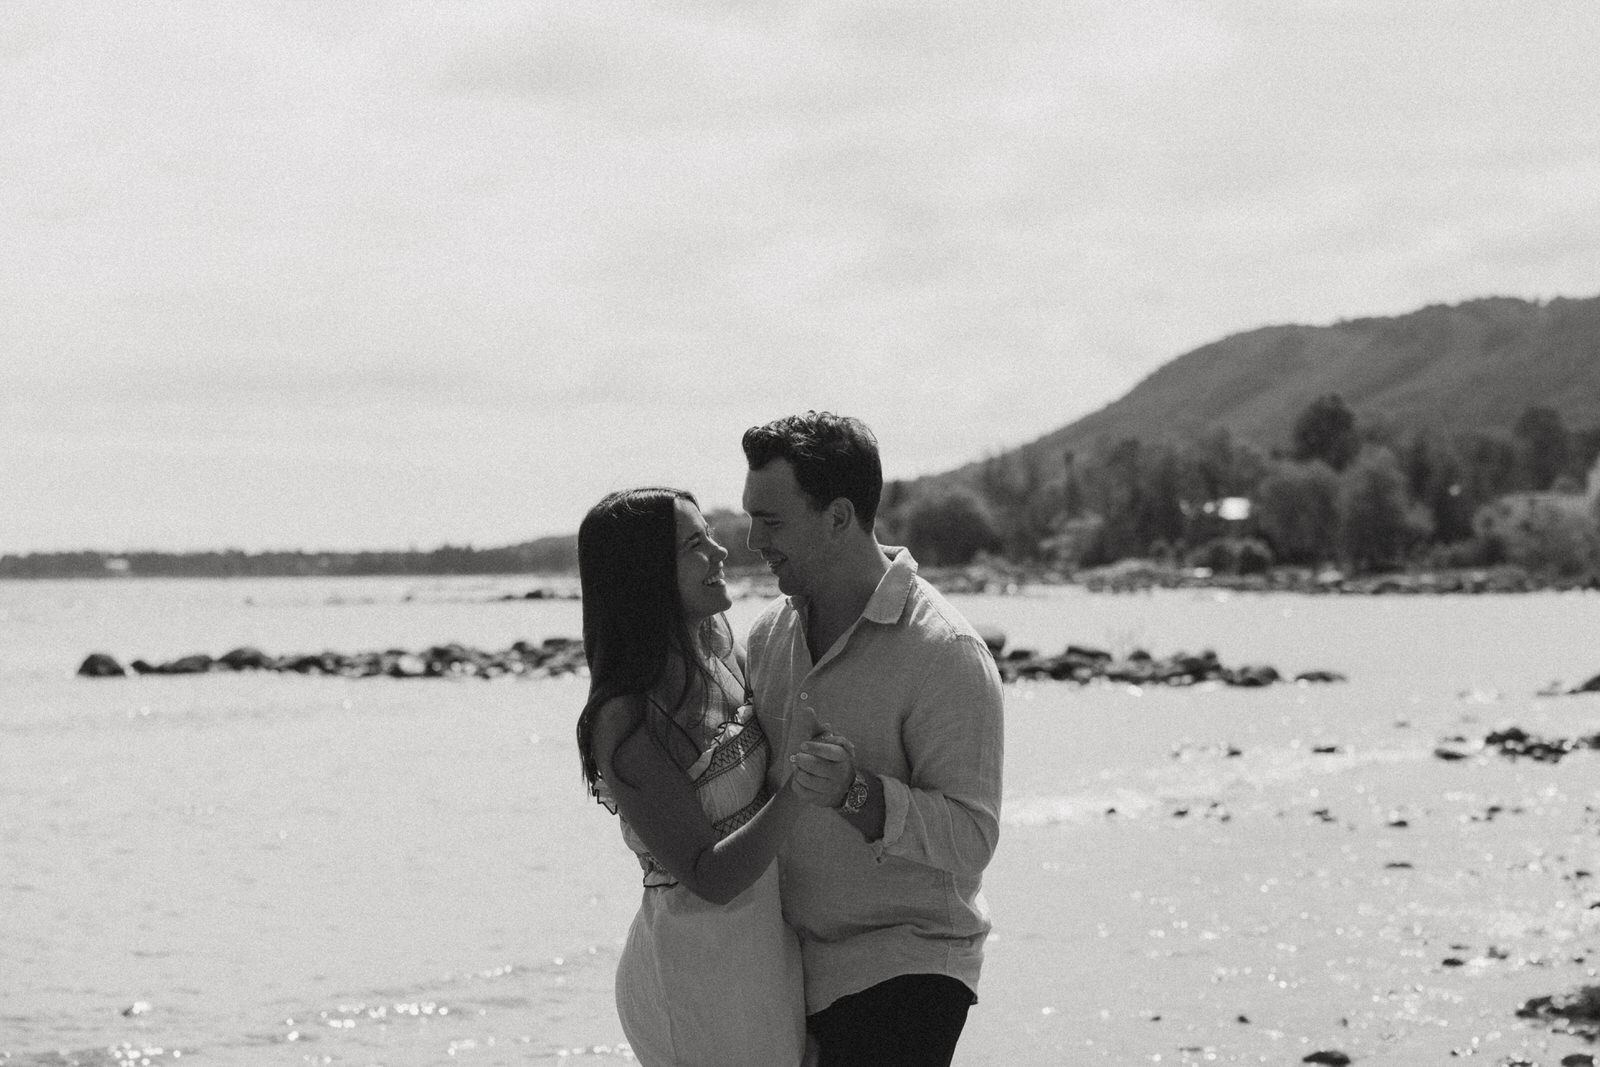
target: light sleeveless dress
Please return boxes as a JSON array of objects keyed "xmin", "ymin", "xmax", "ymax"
[{"xmin": 594, "ymin": 657, "xmax": 806, "ymax": 1067}]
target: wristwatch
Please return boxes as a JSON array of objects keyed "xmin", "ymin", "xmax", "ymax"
[{"xmin": 838, "ymin": 771, "xmax": 869, "ymax": 815}]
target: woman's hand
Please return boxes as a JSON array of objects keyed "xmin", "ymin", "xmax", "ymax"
[{"xmin": 789, "ymin": 729, "xmax": 856, "ymax": 808}]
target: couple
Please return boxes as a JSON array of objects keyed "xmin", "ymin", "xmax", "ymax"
[{"xmin": 577, "ymin": 412, "xmax": 1005, "ymax": 1067}]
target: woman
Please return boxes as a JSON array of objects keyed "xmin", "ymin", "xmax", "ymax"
[{"xmin": 577, "ymin": 487, "xmax": 821, "ymax": 1066}]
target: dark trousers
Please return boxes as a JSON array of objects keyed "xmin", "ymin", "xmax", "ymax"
[{"xmin": 808, "ymin": 973, "xmax": 975, "ymax": 1067}]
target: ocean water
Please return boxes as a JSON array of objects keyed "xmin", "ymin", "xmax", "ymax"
[{"xmin": 4, "ymin": 576, "xmax": 1600, "ymax": 1065}]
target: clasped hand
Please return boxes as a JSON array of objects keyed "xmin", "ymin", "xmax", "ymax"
[{"xmin": 788, "ymin": 727, "xmax": 856, "ymax": 808}]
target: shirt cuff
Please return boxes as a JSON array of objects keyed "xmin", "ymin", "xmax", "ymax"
[{"xmin": 872, "ymin": 773, "xmax": 910, "ymax": 862}]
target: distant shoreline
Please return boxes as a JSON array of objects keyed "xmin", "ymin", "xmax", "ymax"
[{"xmin": 6, "ymin": 557, "xmax": 1597, "ymax": 597}]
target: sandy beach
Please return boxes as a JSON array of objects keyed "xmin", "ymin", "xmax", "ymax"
[{"xmin": 4, "ymin": 578, "xmax": 1600, "ymax": 1065}]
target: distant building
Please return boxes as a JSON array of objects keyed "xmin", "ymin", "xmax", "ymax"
[{"xmin": 1202, "ymin": 497, "xmax": 1252, "ymax": 522}]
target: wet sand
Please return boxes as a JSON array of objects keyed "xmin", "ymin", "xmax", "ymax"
[{"xmin": 5, "ymin": 580, "xmax": 1600, "ymax": 1065}]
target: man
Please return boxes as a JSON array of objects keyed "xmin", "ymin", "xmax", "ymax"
[{"xmin": 741, "ymin": 411, "xmax": 1004, "ymax": 1067}]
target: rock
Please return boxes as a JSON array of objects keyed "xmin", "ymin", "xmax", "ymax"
[
  {"xmin": 283, "ymin": 653, "xmax": 333, "ymax": 674},
  {"xmin": 218, "ymin": 646, "xmax": 274, "ymax": 670},
  {"xmin": 121, "ymin": 1000, "xmax": 152, "ymax": 1017},
  {"xmin": 160, "ymin": 653, "xmax": 214, "ymax": 674},
  {"xmin": 77, "ymin": 653, "xmax": 125, "ymax": 677},
  {"xmin": 1517, "ymin": 985, "xmax": 1600, "ymax": 1035},
  {"xmin": 1483, "ymin": 726, "xmax": 1600, "ymax": 764},
  {"xmin": 71, "ymin": 636, "xmax": 581, "ymax": 683},
  {"xmin": 1229, "ymin": 664, "xmax": 1280, "ymax": 687},
  {"xmin": 1569, "ymin": 672, "xmax": 1600, "ymax": 695},
  {"xmin": 1302, "ymin": 1053, "xmax": 1351, "ymax": 1066},
  {"xmin": 387, "ymin": 652, "xmax": 428, "ymax": 678},
  {"xmin": 1295, "ymin": 669, "xmax": 1347, "ymax": 684},
  {"xmin": 1561, "ymin": 1054, "xmax": 1595, "ymax": 1066}
]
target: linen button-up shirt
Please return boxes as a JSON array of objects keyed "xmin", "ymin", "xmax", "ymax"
[{"xmin": 748, "ymin": 546, "xmax": 1004, "ymax": 1013}]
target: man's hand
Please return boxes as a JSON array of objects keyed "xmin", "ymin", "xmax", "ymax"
[{"xmin": 789, "ymin": 730, "xmax": 855, "ymax": 808}]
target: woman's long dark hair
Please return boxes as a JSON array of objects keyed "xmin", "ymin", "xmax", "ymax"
[{"xmin": 575, "ymin": 487, "xmax": 724, "ymax": 791}]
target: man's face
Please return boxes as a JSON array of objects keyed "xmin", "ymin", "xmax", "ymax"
[{"xmin": 742, "ymin": 459, "xmax": 832, "ymax": 599}]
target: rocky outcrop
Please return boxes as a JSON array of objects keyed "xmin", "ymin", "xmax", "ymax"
[
  {"xmin": 992, "ymin": 642, "xmax": 1342, "ymax": 688},
  {"xmin": 1517, "ymin": 985, "xmax": 1600, "ymax": 1039},
  {"xmin": 76, "ymin": 652, "xmax": 126, "ymax": 677},
  {"xmin": 1567, "ymin": 671, "xmax": 1600, "ymax": 695},
  {"xmin": 78, "ymin": 638, "xmax": 587, "ymax": 680},
  {"xmin": 80, "ymin": 634, "xmax": 1338, "ymax": 688}
]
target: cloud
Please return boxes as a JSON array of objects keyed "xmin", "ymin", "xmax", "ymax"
[{"xmin": 5, "ymin": 0, "xmax": 1600, "ymax": 550}]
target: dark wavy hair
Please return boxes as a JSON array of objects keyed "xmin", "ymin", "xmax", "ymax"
[
  {"xmin": 741, "ymin": 411, "xmax": 882, "ymax": 528},
  {"xmin": 575, "ymin": 487, "xmax": 724, "ymax": 790}
]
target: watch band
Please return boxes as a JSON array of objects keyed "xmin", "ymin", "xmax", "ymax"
[{"xmin": 838, "ymin": 771, "xmax": 869, "ymax": 815}]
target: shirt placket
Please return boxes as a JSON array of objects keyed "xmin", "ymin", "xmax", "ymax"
[{"xmin": 789, "ymin": 612, "xmax": 872, "ymax": 758}]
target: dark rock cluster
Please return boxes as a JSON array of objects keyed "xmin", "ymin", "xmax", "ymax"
[
  {"xmin": 1435, "ymin": 726, "xmax": 1600, "ymax": 764},
  {"xmin": 992, "ymin": 642, "xmax": 1345, "ymax": 688},
  {"xmin": 1568, "ymin": 672, "xmax": 1600, "ymax": 695},
  {"xmin": 495, "ymin": 587, "xmax": 581, "ymax": 601},
  {"xmin": 1485, "ymin": 727, "xmax": 1600, "ymax": 764},
  {"xmin": 77, "ymin": 638, "xmax": 586, "ymax": 680},
  {"xmin": 1516, "ymin": 985, "xmax": 1600, "ymax": 1040}
]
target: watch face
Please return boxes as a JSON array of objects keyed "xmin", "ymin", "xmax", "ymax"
[{"xmin": 841, "ymin": 773, "xmax": 868, "ymax": 813}]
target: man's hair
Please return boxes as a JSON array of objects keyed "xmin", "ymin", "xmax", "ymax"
[{"xmin": 742, "ymin": 411, "xmax": 883, "ymax": 528}]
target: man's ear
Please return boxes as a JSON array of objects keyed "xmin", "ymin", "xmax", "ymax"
[{"xmin": 825, "ymin": 497, "xmax": 856, "ymax": 535}]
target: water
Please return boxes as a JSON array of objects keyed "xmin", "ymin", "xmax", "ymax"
[{"xmin": 4, "ymin": 576, "xmax": 1600, "ymax": 1065}]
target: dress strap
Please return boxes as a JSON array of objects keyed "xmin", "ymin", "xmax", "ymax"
[
  {"xmin": 645, "ymin": 693, "xmax": 706, "ymax": 759},
  {"xmin": 715, "ymin": 651, "xmax": 754, "ymax": 706}
]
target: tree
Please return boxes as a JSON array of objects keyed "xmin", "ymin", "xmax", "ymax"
[
  {"xmin": 1338, "ymin": 447, "xmax": 1430, "ymax": 571},
  {"xmin": 1458, "ymin": 431, "xmax": 1521, "ymax": 504},
  {"xmin": 1291, "ymin": 394, "xmax": 1360, "ymax": 472},
  {"xmin": 1475, "ymin": 495, "xmax": 1600, "ymax": 579},
  {"xmin": 1081, "ymin": 438, "xmax": 1145, "ymax": 562},
  {"xmin": 1134, "ymin": 444, "xmax": 1187, "ymax": 551},
  {"xmin": 1513, "ymin": 406, "xmax": 1571, "ymax": 491},
  {"xmin": 1254, "ymin": 460, "xmax": 1340, "ymax": 565},
  {"xmin": 978, "ymin": 452, "xmax": 1054, "ymax": 559},
  {"xmin": 1403, "ymin": 433, "xmax": 1473, "ymax": 544},
  {"xmin": 903, "ymin": 489, "xmax": 1003, "ymax": 566},
  {"xmin": 1060, "ymin": 450, "xmax": 1086, "ymax": 519},
  {"xmin": 1192, "ymin": 426, "xmax": 1268, "ymax": 500}
]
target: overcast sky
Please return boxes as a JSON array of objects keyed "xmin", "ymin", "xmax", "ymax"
[{"xmin": 4, "ymin": 1, "xmax": 1598, "ymax": 553}]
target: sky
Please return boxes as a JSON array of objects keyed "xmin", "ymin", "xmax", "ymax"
[{"xmin": 4, "ymin": 1, "xmax": 1599, "ymax": 554}]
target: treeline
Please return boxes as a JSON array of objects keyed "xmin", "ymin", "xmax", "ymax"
[
  {"xmin": 881, "ymin": 397, "xmax": 1600, "ymax": 580},
  {"xmin": 13, "ymin": 398, "xmax": 1600, "ymax": 583},
  {"xmin": 0, "ymin": 538, "xmax": 578, "ymax": 580}
]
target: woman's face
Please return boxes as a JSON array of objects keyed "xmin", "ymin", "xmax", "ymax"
[{"xmin": 674, "ymin": 498, "xmax": 732, "ymax": 620}]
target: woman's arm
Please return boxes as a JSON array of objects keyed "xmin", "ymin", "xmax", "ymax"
[{"xmin": 591, "ymin": 695, "xmax": 804, "ymax": 905}]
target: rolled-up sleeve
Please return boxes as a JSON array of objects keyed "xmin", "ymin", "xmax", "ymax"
[{"xmin": 873, "ymin": 633, "xmax": 1003, "ymax": 871}]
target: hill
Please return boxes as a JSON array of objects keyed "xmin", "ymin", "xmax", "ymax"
[{"xmin": 932, "ymin": 293, "xmax": 1600, "ymax": 484}]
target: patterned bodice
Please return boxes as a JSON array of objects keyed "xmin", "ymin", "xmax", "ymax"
[{"xmin": 595, "ymin": 656, "xmax": 775, "ymax": 887}]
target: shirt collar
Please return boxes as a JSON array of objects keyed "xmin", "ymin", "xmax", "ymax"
[
  {"xmin": 786, "ymin": 545, "xmax": 920, "ymax": 625},
  {"xmin": 862, "ymin": 545, "xmax": 917, "ymax": 624}
]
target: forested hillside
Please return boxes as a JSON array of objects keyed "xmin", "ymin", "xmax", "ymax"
[
  {"xmin": 883, "ymin": 294, "xmax": 1600, "ymax": 579},
  {"xmin": 953, "ymin": 294, "xmax": 1600, "ymax": 479}
]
